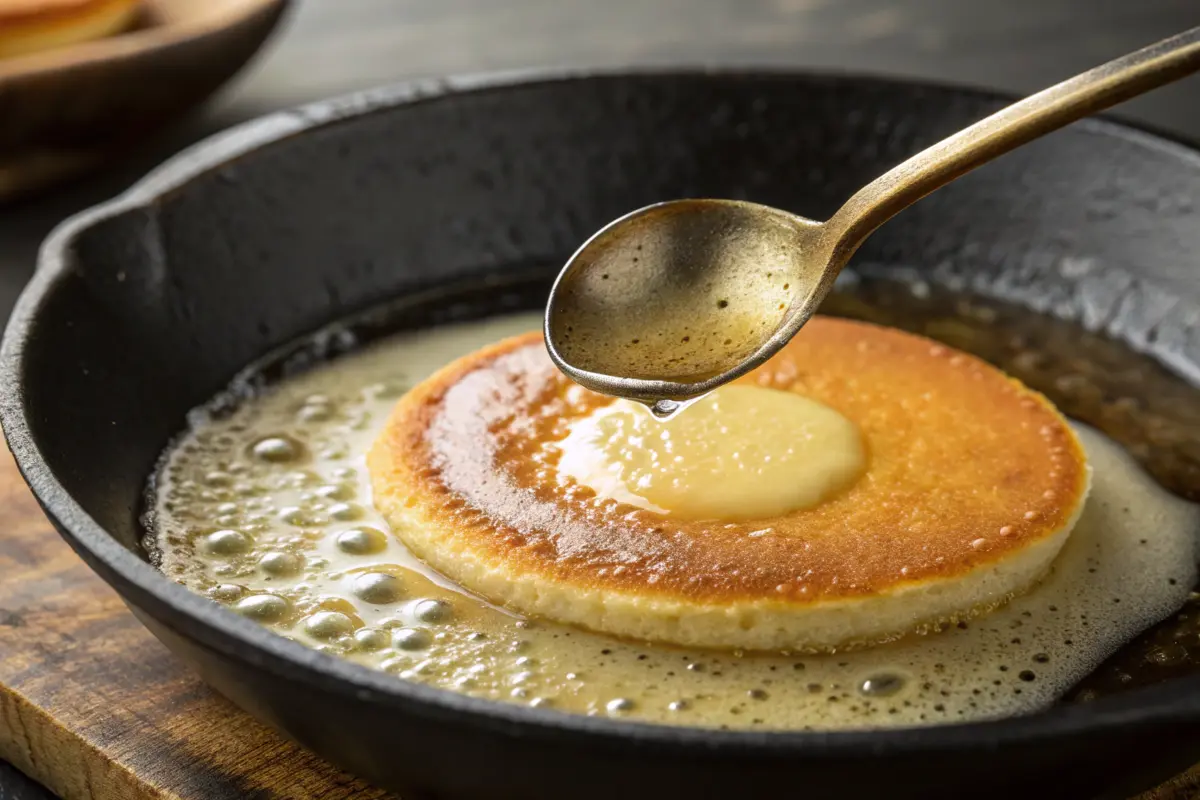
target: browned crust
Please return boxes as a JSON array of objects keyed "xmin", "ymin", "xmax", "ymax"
[
  {"xmin": 0, "ymin": 0, "xmax": 133, "ymax": 23},
  {"xmin": 0, "ymin": 0, "xmax": 136, "ymax": 31},
  {"xmin": 370, "ymin": 317, "xmax": 1090, "ymax": 605}
]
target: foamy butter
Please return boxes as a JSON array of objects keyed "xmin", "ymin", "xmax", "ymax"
[
  {"xmin": 556, "ymin": 386, "xmax": 865, "ymax": 520},
  {"xmin": 152, "ymin": 312, "xmax": 1200, "ymax": 730}
]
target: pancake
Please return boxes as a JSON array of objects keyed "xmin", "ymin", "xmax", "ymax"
[
  {"xmin": 368, "ymin": 317, "xmax": 1092, "ymax": 652},
  {"xmin": 153, "ymin": 307, "xmax": 1199, "ymax": 728},
  {"xmin": 0, "ymin": 0, "xmax": 139, "ymax": 60}
]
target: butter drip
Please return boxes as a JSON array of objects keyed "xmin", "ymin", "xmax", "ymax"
[
  {"xmin": 150, "ymin": 312, "xmax": 1200, "ymax": 730},
  {"xmin": 554, "ymin": 385, "xmax": 866, "ymax": 520}
]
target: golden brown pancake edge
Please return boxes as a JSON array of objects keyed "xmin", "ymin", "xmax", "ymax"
[{"xmin": 368, "ymin": 317, "xmax": 1090, "ymax": 649}]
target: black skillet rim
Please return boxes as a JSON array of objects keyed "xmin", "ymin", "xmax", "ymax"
[{"xmin": 5, "ymin": 65, "xmax": 1200, "ymax": 758}]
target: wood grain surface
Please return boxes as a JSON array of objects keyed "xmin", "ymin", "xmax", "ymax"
[{"xmin": 0, "ymin": 449, "xmax": 393, "ymax": 799}]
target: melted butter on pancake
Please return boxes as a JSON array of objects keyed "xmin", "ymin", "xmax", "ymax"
[
  {"xmin": 151, "ymin": 311, "xmax": 1200, "ymax": 731},
  {"xmin": 369, "ymin": 317, "xmax": 1094, "ymax": 652},
  {"xmin": 554, "ymin": 386, "xmax": 866, "ymax": 520}
]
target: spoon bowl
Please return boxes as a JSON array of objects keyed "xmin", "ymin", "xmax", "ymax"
[
  {"xmin": 546, "ymin": 26, "xmax": 1200, "ymax": 406},
  {"xmin": 545, "ymin": 199, "xmax": 828, "ymax": 405}
]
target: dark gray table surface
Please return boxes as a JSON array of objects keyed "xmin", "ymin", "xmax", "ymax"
[{"xmin": 1, "ymin": 1, "xmax": 1198, "ymax": 797}]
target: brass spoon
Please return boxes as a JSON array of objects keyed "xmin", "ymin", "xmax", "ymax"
[{"xmin": 545, "ymin": 26, "xmax": 1200, "ymax": 417}]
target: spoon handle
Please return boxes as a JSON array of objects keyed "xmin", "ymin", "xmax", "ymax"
[{"xmin": 824, "ymin": 25, "xmax": 1200, "ymax": 265}]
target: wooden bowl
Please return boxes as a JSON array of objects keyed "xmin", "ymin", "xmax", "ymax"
[{"xmin": 0, "ymin": 0, "xmax": 289, "ymax": 201}]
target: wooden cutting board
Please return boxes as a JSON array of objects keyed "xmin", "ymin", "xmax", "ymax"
[
  {"xmin": 0, "ymin": 446, "xmax": 1195, "ymax": 800},
  {"xmin": 0, "ymin": 450, "xmax": 392, "ymax": 800}
]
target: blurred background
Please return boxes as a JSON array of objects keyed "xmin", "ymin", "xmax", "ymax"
[
  {"xmin": 0, "ymin": 0, "xmax": 1197, "ymax": 797},
  {"xmin": 0, "ymin": 0, "xmax": 1197, "ymax": 323}
]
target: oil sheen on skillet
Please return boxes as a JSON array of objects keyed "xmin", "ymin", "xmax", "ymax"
[{"xmin": 148, "ymin": 275, "xmax": 1200, "ymax": 731}]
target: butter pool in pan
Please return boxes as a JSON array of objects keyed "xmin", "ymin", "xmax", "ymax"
[{"xmin": 149, "ymin": 303, "xmax": 1198, "ymax": 731}]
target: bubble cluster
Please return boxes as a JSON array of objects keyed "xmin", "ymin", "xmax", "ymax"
[{"xmin": 151, "ymin": 312, "xmax": 1200, "ymax": 731}]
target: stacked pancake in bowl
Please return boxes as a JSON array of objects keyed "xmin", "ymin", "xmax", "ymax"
[{"xmin": 0, "ymin": 0, "xmax": 139, "ymax": 59}]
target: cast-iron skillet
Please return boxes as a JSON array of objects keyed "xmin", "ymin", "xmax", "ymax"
[{"xmin": 4, "ymin": 70, "xmax": 1200, "ymax": 800}]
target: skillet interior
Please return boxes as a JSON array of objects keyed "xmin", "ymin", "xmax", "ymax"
[{"xmin": 5, "ymin": 71, "xmax": 1200, "ymax": 799}]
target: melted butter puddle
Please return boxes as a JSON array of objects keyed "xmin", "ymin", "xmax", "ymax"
[
  {"xmin": 152, "ymin": 313, "xmax": 1199, "ymax": 730},
  {"xmin": 555, "ymin": 385, "xmax": 866, "ymax": 520}
]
